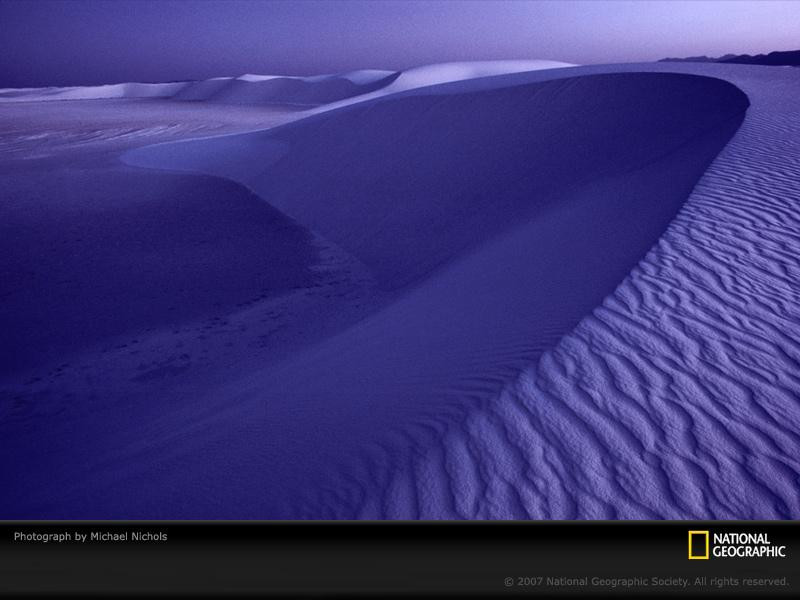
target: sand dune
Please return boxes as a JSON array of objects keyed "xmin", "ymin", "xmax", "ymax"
[
  {"xmin": 377, "ymin": 59, "xmax": 574, "ymax": 92},
  {"xmin": 334, "ymin": 63, "xmax": 800, "ymax": 520},
  {"xmin": 1, "ymin": 65, "xmax": 751, "ymax": 518},
  {"xmin": 0, "ymin": 81, "xmax": 188, "ymax": 102},
  {"xmin": 171, "ymin": 70, "xmax": 401, "ymax": 105},
  {"xmin": 0, "ymin": 61, "xmax": 572, "ymax": 107},
  {"xmin": 125, "ymin": 72, "xmax": 742, "ymax": 289},
  {"xmin": 3, "ymin": 61, "xmax": 797, "ymax": 520},
  {"xmin": 0, "ymin": 99, "xmax": 307, "ymax": 162},
  {"xmin": 0, "ymin": 70, "xmax": 396, "ymax": 105},
  {"xmin": 314, "ymin": 60, "xmax": 575, "ymax": 111}
]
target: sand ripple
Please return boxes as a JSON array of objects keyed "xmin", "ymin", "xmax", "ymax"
[{"xmin": 361, "ymin": 64, "xmax": 800, "ymax": 519}]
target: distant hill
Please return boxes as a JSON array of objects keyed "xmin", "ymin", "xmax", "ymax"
[
  {"xmin": 720, "ymin": 50, "xmax": 800, "ymax": 66},
  {"xmin": 660, "ymin": 54, "xmax": 736, "ymax": 63},
  {"xmin": 660, "ymin": 50, "xmax": 800, "ymax": 67}
]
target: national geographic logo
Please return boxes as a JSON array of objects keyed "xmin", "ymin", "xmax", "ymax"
[{"xmin": 688, "ymin": 530, "xmax": 787, "ymax": 559}]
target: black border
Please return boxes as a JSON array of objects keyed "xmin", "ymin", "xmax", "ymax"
[{"xmin": 1, "ymin": 520, "xmax": 797, "ymax": 597}]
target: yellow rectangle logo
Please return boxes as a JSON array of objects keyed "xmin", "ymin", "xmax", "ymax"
[{"xmin": 688, "ymin": 530, "xmax": 709, "ymax": 560}]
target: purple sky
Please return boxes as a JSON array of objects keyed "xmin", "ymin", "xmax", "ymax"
[{"xmin": 1, "ymin": 0, "xmax": 798, "ymax": 87}]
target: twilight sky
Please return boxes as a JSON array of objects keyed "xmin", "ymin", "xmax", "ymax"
[{"xmin": 1, "ymin": 0, "xmax": 798, "ymax": 87}]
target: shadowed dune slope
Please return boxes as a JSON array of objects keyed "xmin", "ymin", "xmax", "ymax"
[
  {"xmin": 0, "ymin": 169, "xmax": 319, "ymax": 375},
  {"xmin": 338, "ymin": 63, "xmax": 800, "ymax": 520},
  {"xmin": 11, "ymin": 72, "xmax": 747, "ymax": 519},
  {"xmin": 127, "ymin": 73, "xmax": 748, "ymax": 289}
]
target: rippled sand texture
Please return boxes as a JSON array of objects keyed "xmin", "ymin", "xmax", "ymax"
[{"xmin": 367, "ymin": 64, "xmax": 800, "ymax": 519}]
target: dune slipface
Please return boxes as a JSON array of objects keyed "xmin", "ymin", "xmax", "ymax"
[
  {"xmin": 126, "ymin": 73, "xmax": 748, "ymax": 288},
  {"xmin": 0, "ymin": 71, "xmax": 738, "ymax": 518}
]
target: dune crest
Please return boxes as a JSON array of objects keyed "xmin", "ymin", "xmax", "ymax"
[
  {"xmin": 0, "ymin": 60, "xmax": 573, "ymax": 107},
  {"xmin": 84, "ymin": 70, "xmax": 747, "ymax": 518},
  {"xmin": 336, "ymin": 64, "xmax": 800, "ymax": 520}
]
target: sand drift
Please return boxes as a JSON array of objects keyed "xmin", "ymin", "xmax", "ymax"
[{"xmin": 5, "ymin": 62, "xmax": 797, "ymax": 519}]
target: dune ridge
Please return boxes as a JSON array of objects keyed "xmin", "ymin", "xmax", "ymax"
[
  {"xmin": 0, "ymin": 71, "xmax": 397, "ymax": 105},
  {"xmin": 336, "ymin": 63, "xmax": 800, "ymax": 520},
  {"xmin": 125, "ymin": 73, "xmax": 744, "ymax": 289},
  {"xmin": 0, "ymin": 60, "xmax": 573, "ymax": 107},
  {"xmin": 10, "ymin": 69, "xmax": 745, "ymax": 519},
  {"xmin": 4, "ymin": 62, "xmax": 795, "ymax": 520}
]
